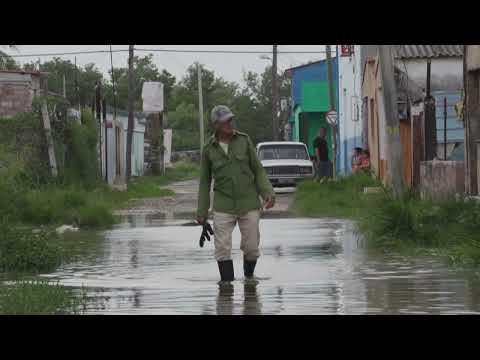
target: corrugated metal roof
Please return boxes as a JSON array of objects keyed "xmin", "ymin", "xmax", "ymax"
[{"xmin": 395, "ymin": 45, "xmax": 463, "ymax": 59}]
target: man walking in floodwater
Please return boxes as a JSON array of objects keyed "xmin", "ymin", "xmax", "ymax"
[
  {"xmin": 196, "ymin": 105, "xmax": 275, "ymax": 282},
  {"xmin": 313, "ymin": 127, "xmax": 332, "ymax": 180}
]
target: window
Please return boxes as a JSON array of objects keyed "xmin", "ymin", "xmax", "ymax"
[{"xmin": 258, "ymin": 145, "xmax": 309, "ymax": 160}]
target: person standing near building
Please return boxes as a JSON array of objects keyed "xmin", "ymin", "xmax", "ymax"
[
  {"xmin": 351, "ymin": 147, "xmax": 363, "ymax": 173},
  {"xmin": 313, "ymin": 127, "xmax": 332, "ymax": 180},
  {"xmin": 196, "ymin": 105, "xmax": 276, "ymax": 283}
]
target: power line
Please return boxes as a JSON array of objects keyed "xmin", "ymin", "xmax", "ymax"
[
  {"xmin": 134, "ymin": 47, "xmax": 328, "ymax": 54},
  {"xmin": 1, "ymin": 47, "xmax": 329, "ymax": 59}
]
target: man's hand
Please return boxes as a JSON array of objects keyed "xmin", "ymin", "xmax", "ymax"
[
  {"xmin": 264, "ymin": 197, "xmax": 275, "ymax": 210},
  {"xmin": 197, "ymin": 217, "xmax": 206, "ymax": 225},
  {"xmin": 199, "ymin": 222, "xmax": 214, "ymax": 248}
]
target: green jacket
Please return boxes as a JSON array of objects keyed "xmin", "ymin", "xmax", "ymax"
[{"xmin": 196, "ymin": 131, "xmax": 275, "ymax": 218}]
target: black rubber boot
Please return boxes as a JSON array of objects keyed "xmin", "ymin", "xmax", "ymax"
[
  {"xmin": 243, "ymin": 257, "xmax": 257, "ymax": 279},
  {"xmin": 218, "ymin": 260, "xmax": 234, "ymax": 282}
]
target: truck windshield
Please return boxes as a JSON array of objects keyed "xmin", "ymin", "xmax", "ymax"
[{"xmin": 258, "ymin": 145, "xmax": 309, "ymax": 160}]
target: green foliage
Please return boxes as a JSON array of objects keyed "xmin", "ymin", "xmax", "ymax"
[
  {"xmin": 294, "ymin": 173, "xmax": 379, "ymax": 219},
  {"xmin": 359, "ymin": 192, "xmax": 480, "ymax": 255},
  {"xmin": 0, "ymin": 224, "xmax": 62, "ymax": 273},
  {"xmin": 24, "ymin": 57, "xmax": 103, "ymax": 108},
  {"xmin": 62, "ymin": 110, "xmax": 99, "ymax": 189},
  {"xmin": 0, "ymin": 50, "xmax": 20, "ymax": 70},
  {"xmin": 13, "ymin": 162, "xmax": 198, "ymax": 229},
  {"xmin": 76, "ymin": 203, "xmax": 115, "ymax": 229},
  {"xmin": 0, "ymin": 280, "xmax": 88, "ymax": 315},
  {"xmin": 19, "ymin": 188, "xmax": 115, "ymax": 229},
  {"xmin": 104, "ymin": 55, "xmax": 177, "ymax": 112}
]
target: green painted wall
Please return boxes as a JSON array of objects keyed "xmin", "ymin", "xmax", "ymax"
[{"xmin": 301, "ymin": 82, "xmax": 335, "ymax": 113}]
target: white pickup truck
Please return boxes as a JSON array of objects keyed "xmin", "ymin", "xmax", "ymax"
[{"xmin": 256, "ymin": 142, "xmax": 315, "ymax": 189}]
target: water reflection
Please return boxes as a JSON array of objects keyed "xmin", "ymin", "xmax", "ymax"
[
  {"xmin": 132, "ymin": 288, "xmax": 141, "ymax": 308},
  {"xmin": 43, "ymin": 217, "xmax": 480, "ymax": 315},
  {"xmin": 216, "ymin": 283, "xmax": 234, "ymax": 315},
  {"xmin": 129, "ymin": 240, "xmax": 139, "ymax": 270},
  {"xmin": 243, "ymin": 280, "xmax": 262, "ymax": 315}
]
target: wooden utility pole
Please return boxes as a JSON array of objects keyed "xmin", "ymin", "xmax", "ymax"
[
  {"xmin": 63, "ymin": 74, "xmax": 66, "ymax": 98},
  {"xmin": 464, "ymin": 45, "xmax": 480, "ymax": 195},
  {"xmin": 159, "ymin": 112, "xmax": 165, "ymax": 175},
  {"xmin": 74, "ymin": 56, "xmax": 80, "ymax": 115},
  {"xmin": 197, "ymin": 63, "xmax": 205, "ymax": 152},
  {"xmin": 41, "ymin": 102, "xmax": 58, "ymax": 177},
  {"xmin": 95, "ymin": 81, "xmax": 103, "ymax": 179},
  {"xmin": 424, "ymin": 59, "xmax": 437, "ymax": 160},
  {"xmin": 103, "ymin": 97, "xmax": 108, "ymax": 183},
  {"xmin": 108, "ymin": 44, "xmax": 116, "ymax": 184},
  {"xmin": 272, "ymin": 45, "xmax": 279, "ymax": 141},
  {"xmin": 325, "ymin": 45, "xmax": 337, "ymax": 179},
  {"xmin": 109, "ymin": 45, "xmax": 117, "ymax": 122},
  {"xmin": 378, "ymin": 45, "xmax": 404, "ymax": 196},
  {"xmin": 126, "ymin": 44, "xmax": 135, "ymax": 181},
  {"xmin": 443, "ymin": 97, "xmax": 448, "ymax": 160}
]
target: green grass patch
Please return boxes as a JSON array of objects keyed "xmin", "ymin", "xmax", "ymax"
[
  {"xmin": 0, "ymin": 224, "xmax": 62, "ymax": 273},
  {"xmin": 294, "ymin": 173, "xmax": 380, "ymax": 219},
  {"xmin": 0, "ymin": 279, "xmax": 88, "ymax": 315},
  {"xmin": 0, "ymin": 221, "xmax": 104, "ymax": 274},
  {"xmin": 15, "ymin": 161, "xmax": 199, "ymax": 229}
]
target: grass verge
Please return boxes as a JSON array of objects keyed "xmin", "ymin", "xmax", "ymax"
[
  {"xmin": 294, "ymin": 174, "xmax": 480, "ymax": 268},
  {"xmin": 0, "ymin": 280, "xmax": 88, "ymax": 315},
  {"xmin": 16, "ymin": 161, "xmax": 200, "ymax": 229}
]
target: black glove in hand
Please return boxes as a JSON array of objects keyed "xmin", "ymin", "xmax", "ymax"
[{"xmin": 199, "ymin": 222, "xmax": 214, "ymax": 248}]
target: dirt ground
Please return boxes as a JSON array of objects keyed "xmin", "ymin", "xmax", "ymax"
[{"xmin": 114, "ymin": 179, "xmax": 295, "ymax": 219}]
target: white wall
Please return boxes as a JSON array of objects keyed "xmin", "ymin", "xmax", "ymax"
[
  {"xmin": 397, "ymin": 58, "xmax": 463, "ymax": 91},
  {"xmin": 338, "ymin": 45, "xmax": 363, "ymax": 175}
]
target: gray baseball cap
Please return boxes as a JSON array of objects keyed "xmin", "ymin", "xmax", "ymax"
[{"xmin": 211, "ymin": 105, "xmax": 234, "ymax": 123}]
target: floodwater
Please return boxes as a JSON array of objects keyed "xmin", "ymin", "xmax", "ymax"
[{"xmin": 43, "ymin": 216, "xmax": 480, "ymax": 315}]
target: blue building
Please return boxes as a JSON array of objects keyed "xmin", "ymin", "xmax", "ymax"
[{"xmin": 285, "ymin": 58, "xmax": 340, "ymax": 174}]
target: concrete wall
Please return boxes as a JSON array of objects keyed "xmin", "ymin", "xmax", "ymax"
[
  {"xmin": 398, "ymin": 58, "xmax": 463, "ymax": 91},
  {"xmin": 338, "ymin": 45, "xmax": 363, "ymax": 175},
  {"xmin": 466, "ymin": 45, "xmax": 480, "ymax": 71},
  {"xmin": 0, "ymin": 73, "xmax": 40, "ymax": 118},
  {"xmin": 420, "ymin": 160, "xmax": 465, "ymax": 200}
]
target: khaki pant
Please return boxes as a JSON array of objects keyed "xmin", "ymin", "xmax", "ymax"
[{"xmin": 213, "ymin": 210, "xmax": 261, "ymax": 262}]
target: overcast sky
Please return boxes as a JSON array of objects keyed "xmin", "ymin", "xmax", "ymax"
[{"xmin": 5, "ymin": 45, "xmax": 328, "ymax": 84}]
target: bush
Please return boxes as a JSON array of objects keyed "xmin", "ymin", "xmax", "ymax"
[
  {"xmin": 295, "ymin": 173, "xmax": 379, "ymax": 218},
  {"xmin": 357, "ymin": 189, "xmax": 480, "ymax": 265},
  {"xmin": 76, "ymin": 203, "xmax": 115, "ymax": 229},
  {"xmin": 62, "ymin": 110, "xmax": 99, "ymax": 189},
  {"xmin": 18, "ymin": 188, "xmax": 115, "ymax": 229},
  {"xmin": 0, "ymin": 224, "xmax": 62, "ymax": 273},
  {"xmin": 0, "ymin": 280, "xmax": 88, "ymax": 315}
]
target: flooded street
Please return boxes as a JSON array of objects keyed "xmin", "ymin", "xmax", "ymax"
[{"xmin": 43, "ymin": 215, "xmax": 480, "ymax": 315}]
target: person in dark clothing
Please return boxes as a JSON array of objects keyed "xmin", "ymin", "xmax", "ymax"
[{"xmin": 313, "ymin": 127, "xmax": 332, "ymax": 180}]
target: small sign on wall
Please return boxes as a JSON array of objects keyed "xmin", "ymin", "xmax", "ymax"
[
  {"xmin": 142, "ymin": 82, "xmax": 164, "ymax": 113},
  {"xmin": 341, "ymin": 45, "xmax": 354, "ymax": 57}
]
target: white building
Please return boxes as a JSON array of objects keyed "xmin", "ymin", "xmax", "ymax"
[
  {"xmin": 100, "ymin": 109, "xmax": 146, "ymax": 186},
  {"xmin": 338, "ymin": 45, "xmax": 363, "ymax": 175}
]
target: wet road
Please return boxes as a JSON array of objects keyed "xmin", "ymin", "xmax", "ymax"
[{"xmin": 43, "ymin": 216, "xmax": 480, "ymax": 315}]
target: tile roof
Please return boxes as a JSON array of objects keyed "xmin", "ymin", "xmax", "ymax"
[{"xmin": 395, "ymin": 45, "xmax": 463, "ymax": 59}]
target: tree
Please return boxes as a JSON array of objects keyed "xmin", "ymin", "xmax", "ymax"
[
  {"xmin": 0, "ymin": 51, "xmax": 19, "ymax": 70},
  {"xmin": 23, "ymin": 57, "xmax": 104, "ymax": 108},
  {"xmin": 232, "ymin": 66, "xmax": 291, "ymax": 144},
  {"xmin": 104, "ymin": 54, "xmax": 176, "ymax": 112}
]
